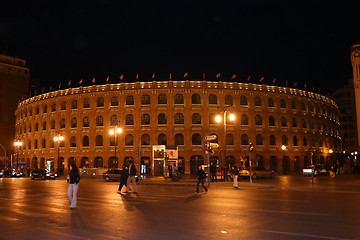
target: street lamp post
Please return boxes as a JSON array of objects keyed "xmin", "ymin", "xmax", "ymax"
[
  {"xmin": 54, "ymin": 135, "xmax": 64, "ymax": 175},
  {"xmin": 109, "ymin": 126, "xmax": 122, "ymax": 167},
  {"xmin": 14, "ymin": 140, "xmax": 23, "ymax": 170},
  {"xmin": 281, "ymin": 145, "xmax": 286, "ymax": 174},
  {"xmin": 216, "ymin": 111, "xmax": 235, "ymax": 181}
]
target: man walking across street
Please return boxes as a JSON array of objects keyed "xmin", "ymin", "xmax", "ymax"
[
  {"xmin": 117, "ymin": 163, "xmax": 129, "ymax": 193},
  {"xmin": 195, "ymin": 165, "xmax": 208, "ymax": 194},
  {"xmin": 232, "ymin": 165, "xmax": 239, "ymax": 189},
  {"xmin": 127, "ymin": 160, "xmax": 138, "ymax": 193}
]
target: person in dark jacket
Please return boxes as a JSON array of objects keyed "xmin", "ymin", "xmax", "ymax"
[
  {"xmin": 127, "ymin": 160, "xmax": 138, "ymax": 193},
  {"xmin": 232, "ymin": 165, "xmax": 239, "ymax": 188},
  {"xmin": 210, "ymin": 163, "xmax": 217, "ymax": 182},
  {"xmin": 67, "ymin": 163, "xmax": 80, "ymax": 208},
  {"xmin": 195, "ymin": 165, "xmax": 208, "ymax": 194},
  {"xmin": 117, "ymin": 164, "xmax": 129, "ymax": 193}
]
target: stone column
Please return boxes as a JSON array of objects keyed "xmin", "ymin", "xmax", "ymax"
[{"xmin": 351, "ymin": 44, "xmax": 360, "ymax": 148}]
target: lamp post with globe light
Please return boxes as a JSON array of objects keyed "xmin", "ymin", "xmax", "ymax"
[
  {"xmin": 14, "ymin": 140, "xmax": 23, "ymax": 170},
  {"xmin": 109, "ymin": 126, "xmax": 122, "ymax": 166},
  {"xmin": 53, "ymin": 135, "xmax": 64, "ymax": 175},
  {"xmin": 216, "ymin": 111, "xmax": 235, "ymax": 181}
]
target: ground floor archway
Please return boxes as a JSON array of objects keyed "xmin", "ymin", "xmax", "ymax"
[{"xmin": 190, "ymin": 155, "xmax": 204, "ymax": 174}]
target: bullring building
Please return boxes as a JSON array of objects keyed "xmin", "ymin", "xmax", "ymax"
[{"xmin": 15, "ymin": 80, "xmax": 341, "ymax": 175}]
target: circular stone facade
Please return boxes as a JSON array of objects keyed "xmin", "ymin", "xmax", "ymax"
[{"xmin": 15, "ymin": 81, "xmax": 341, "ymax": 175}]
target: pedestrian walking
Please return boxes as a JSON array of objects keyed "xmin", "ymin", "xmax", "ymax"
[
  {"xmin": 232, "ymin": 165, "xmax": 239, "ymax": 188},
  {"xmin": 127, "ymin": 160, "xmax": 138, "ymax": 193},
  {"xmin": 117, "ymin": 164, "xmax": 129, "ymax": 193},
  {"xmin": 67, "ymin": 163, "xmax": 80, "ymax": 209},
  {"xmin": 195, "ymin": 165, "xmax": 208, "ymax": 194},
  {"xmin": 210, "ymin": 163, "xmax": 217, "ymax": 182}
]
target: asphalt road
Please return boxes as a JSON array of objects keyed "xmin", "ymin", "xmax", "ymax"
[{"xmin": 1, "ymin": 175, "xmax": 360, "ymax": 240}]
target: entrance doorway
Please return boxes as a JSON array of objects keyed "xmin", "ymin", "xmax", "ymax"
[
  {"xmin": 154, "ymin": 160, "xmax": 164, "ymax": 176},
  {"xmin": 190, "ymin": 155, "xmax": 204, "ymax": 174}
]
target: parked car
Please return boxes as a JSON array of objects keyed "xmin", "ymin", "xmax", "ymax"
[
  {"xmin": 103, "ymin": 169, "xmax": 122, "ymax": 182},
  {"xmin": 303, "ymin": 166, "xmax": 330, "ymax": 176},
  {"xmin": 239, "ymin": 166, "xmax": 275, "ymax": 179},
  {"xmin": 31, "ymin": 169, "xmax": 57, "ymax": 180},
  {"xmin": 11, "ymin": 170, "xmax": 23, "ymax": 178}
]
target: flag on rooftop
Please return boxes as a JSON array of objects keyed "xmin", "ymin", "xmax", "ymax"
[
  {"xmin": 272, "ymin": 78, "xmax": 276, "ymax": 84},
  {"xmin": 203, "ymin": 73, "xmax": 205, "ymax": 80},
  {"xmin": 68, "ymin": 81, "xmax": 71, "ymax": 86},
  {"xmin": 231, "ymin": 74, "xmax": 236, "ymax": 80},
  {"xmin": 259, "ymin": 76, "xmax": 264, "ymax": 83},
  {"xmin": 169, "ymin": 73, "xmax": 172, "ymax": 80},
  {"xmin": 92, "ymin": 77, "xmax": 95, "ymax": 84},
  {"xmin": 79, "ymin": 79, "xmax": 83, "ymax": 85},
  {"xmin": 293, "ymin": 82, "xmax": 297, "ymax": 87},
  {"xmin": 136, "ymin": 74, "xmax": 139, "ymax": 80},
  {"xmin": 106, "ymin": 76, "xmax": 109, "ymax": 83},
  {"xmin": 247, "ymin": 75, "xmax": 251, "ymax": 81},
  {"xmin": 152, "ymin": 73, "xmax": 155, "ymax": 79},
  {"xmin": 58, "ymin": 83, "xmax": 61, "ymax": 89},
  {"xmin": 120, "ymin": 75, "xmax": 123, "ymax": 81},
  {"xmin": 184, "ymin": 72, "xmax": 188, "ymax": 78},
  {"xmin": 216, "ymin": 73, "xmax": 220, "ymax": 79}
]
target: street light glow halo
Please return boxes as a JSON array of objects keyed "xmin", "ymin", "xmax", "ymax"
[
  {"xmin": 117, "ymin": 128, "xmax": 122, "ymax": 133},
  {"xmin": 215, "ymin": 115, "xmax": 222, "ymax": 123},
  {"xmin": 59, "ymin": 136, "xmax": 64, "ymax": 141},
  {"xmin": 229, "ymin": 114, "xmax": 235, "ymax": 121},
  {"xmin": 109, "ymin": 129, "xmax": 115, "ymax": 135}
]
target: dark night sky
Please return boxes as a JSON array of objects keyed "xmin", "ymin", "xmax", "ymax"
[{"xmin": 1, "ymin": 0, "xmax": 360, "ymax": 94}]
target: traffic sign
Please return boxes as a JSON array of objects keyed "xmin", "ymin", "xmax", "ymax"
[{"xmin": 205, "ymin": 135, "xmax": 217, "ymax": 141}]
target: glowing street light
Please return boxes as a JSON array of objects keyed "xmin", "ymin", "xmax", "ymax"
[
  {"xmin": 109, "ymin": 126, "xmax": 122, "ymax": 161},
  {"xmin": 14, "ymin": 140, "xmax": 23, "ymax": 170},
  {"xmin": 329, "ymin": 149, "xmax": 333, "ymax": 154},
  {"xmin": 54, "ymin": 134, "xmax": 64, "ymax": 175}
]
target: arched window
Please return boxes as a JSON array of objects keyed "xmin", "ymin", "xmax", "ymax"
[
  {"xmin": 141, "ymin": 134, "xmax": 150, "ymax": 145},
  {"xmin": 175, "ymin": 133, "xmax": 184, "ymax": 146},
  {"xmin": 256, "ymin": 134, "xmax": 263, "ymax": 145},
  {"xmin": 225, "ymin": 95, "xmax": 233, "ymax": 106},
  {"xmin": 319, "ymin": 138, "xmax": 323, "ymax": 147},
  {"xmin": 72, "ymin": 100, "xmax": 77, "ymax": 109},
  {"xmin": 209, "ymin": 94, "xmax": 217, "ymax": 105},
  {"xmin": 61, "ymin": 102, "xmax": 66, "ymax": 110},
  {"xmin": 51, "ymin": 120, "xmax": 55, "ymax": 129},
  {"xmin": 60, "ymin": 119, "xmax": 65, "ymax": 128},
  {"xmin": 50, "ymin": 103, "xmax": 56, "ymax": 112},
  {"xmin": 192, "ymin": 113, "xmax": 201, "ymax": 124},
  {"xmin": 255, "ymin": 115, "xmax": 262, "ymax": 126},
  {"xmin": 110, "ymin": 115, "xmax": 118, "ymax": 126},
  {"xmin": 43, "ymin": 105, "xmax": 47, "ymax": 113},
  {"xmin": 192, "ymin": 133, "xmax": 202, "ymax": 145},
  {"xmin": 293, "ymin": 136, "xmax": 298, "ymax": 146},
  {"xmin": 269, "ymin": 116, "xmax": 275, "ymax": 126},
  {"xmin": 42, "ymin": 138, "xmax": 46, "ymax": 148},
  {"xmin": 158, "ymin": 94, "xmax": 167, "ymax": 104},
  {"xmin": 280, "ymin": 99, "xmax": 286, "ymax": 108},
  {"xmin": 83, "ymin": 98, "xmax": 90, "ymax": 108},
  {"xmin": 125, "ymin": 134, "xmax": 133, "ymax": 146},
  {"xmin": 28, "ymin": 140, "xmax": 31, "ymax": 149},
  {"xmin": 95, "ymin": 135, "xmax": 103, "ymax": 146},
  {"xmin": 158, "ymin": 113, "xmax": 167, "ymax": 124},
  {"xmin": 292, "ymin": 118, "xmax": 297, "ymax": 127},
  {"xmin": 240, "ymin": 95, "xmax": 248, "ymax": 105},
  {"xmin": 125, "ymin": 114, "xmax": 134, "ymax": 125},
  {"xmin": 241, "ymin": 134, "xmax": 249, "ymax": 145},
  {"xmin": 141, "ymin": 94, "xmax": 150, "ymax": 105},
  {"xmin": 141, "ymin": 114, "xmax": 150, "ymax": 125},
  {"xmin": 158, "ymin": 134, "xmax": 167, "ymax": 145},
  {"xmin": 29, "ymin": 108, "xmax": 32, "ymax": 116},
  {"xmin": 35, "ymin": 122, "xmax": 39, "ymax": 132},
  {"xmin": 291, "ymin": 100, "xmax": 296, "ymax": 109},
  {"xmin": 36, "ymin": 106, "xmax": 39, "ymax": 115},
  {"xmin": 241, "ymin": 114, "xmax": 248, "ymax": 125},
  {"xmin": 282, "ymin": 135, "xmax": 288, "ymax": 145},
  {"xmin": 83, "ymin": 117, "xmax": 90, "ymax": 127},
  {"xmin": 209, "ymin": 113, "xmax": 217, "ymax": 124},
  {"xmin": 254, "ymin": 96, "xmax": 262, "ymax": 106},
  {"xmin": 126, "ymin": 95, "xmax": 134, "ymax": 105},
  {"xmin": 268, "ymin": 98, "xmax": 274, "ymax": 107},
  {"xmin": 82, "ymin": 136, "xmax": 89, "ymax": 147},
  {"xmin": 34, "ymin": 139, "xmax": 38, "ymax": 149},
  {"xmin": 270, "ymin": 135, "xmax": 276, "ymax": 145},
  {"xmin": 97, "ymin": 97, "xmax": 104, "ymax": 107},
  {"xmin": 302, "ymin": 119, "xmax": 307, "ymax": 128},
  {"xmin": 70, "ymin": 136, "xmax": 76, "ymax": 147},
  {"xmin": 226, "ymin": 134, "xmax": 234, "ymax": 145},
  {"xmin": 301, "ymin": 102, "xmax": 306, "ymax": 111},
  {"xmin": 281, "ymin": 117, "xmax": 287, "ymax": 127},
  {"xmin": 111, "ymin": 96, "xmax": 118, "ymax": 106},
  {"xmin": 71, "ymin": 118, "xmax": 77, "ymax": 128},
  {"xmin": 310, "ymin": 103, "xmax": 314, "ymax": 113},
  {"xmin": 174, "ymin": 113, "xmax": 184, "ymax": 124},
  {"xmin": 174, "ymin": 94, "xmax": 184, "ymax": 104},
  {"xmin": 310, "ymin": 121, "xmax": 315, "ymax": 130},
  {"xmin": 96, "ymin": 116, "xmax": 103, "ymax": 126},
  {"xmin": 29, "ymin": 124, "xmax": 32, "ymax": 132},
  {"xmin": 191, "ymin": 94, "xmax": 201, "ymax": 104},
  {"xmin": 42, "ymin": 121, "xmax": 46, "ymax": 130}
]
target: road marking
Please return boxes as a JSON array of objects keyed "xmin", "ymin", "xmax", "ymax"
[
  {"xmin": 258, "ymin": 229, "xmax": 351, "ymax": 240},
  {"xmin": 249, "ymin": 208, "xmax": 329, "ymax": 216}
]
